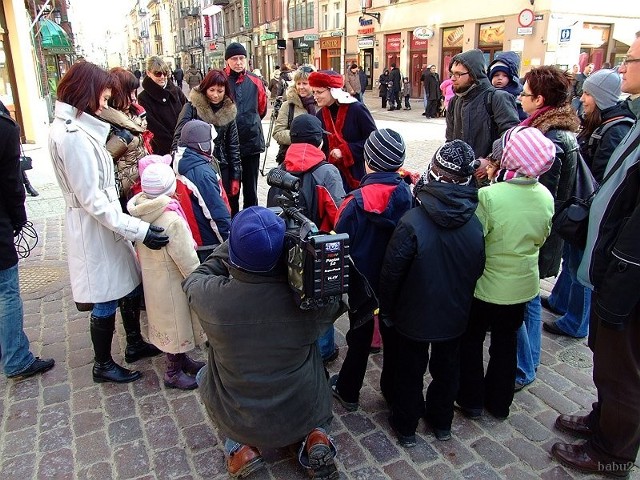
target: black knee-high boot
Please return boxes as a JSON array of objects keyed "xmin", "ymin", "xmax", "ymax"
[
  {"xmin": 90, "ymin": 314, "xmax": 141, "ymax": 383},
  {"xmin": 119, "ymin": 295, "xmax": 161, "ymax": 363},
  {"xmin": 21, "ymin": 169, "xmax": 39, "ymax": 197}
]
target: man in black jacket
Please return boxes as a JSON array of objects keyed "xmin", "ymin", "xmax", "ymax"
[
  {"xmin": 224, "ymin": 42, "xmax": 268, "ymax": 215},
  {"xmin": 0, "ymin": 100, "xmax": 55, "ymax": 380},
  {"xmin": 388, "ymin": 64, "xmax": 402, "ymax": 111},
  {"xmin": 378, "ymin": 140, "xmax": 484, "ymax": 446}
]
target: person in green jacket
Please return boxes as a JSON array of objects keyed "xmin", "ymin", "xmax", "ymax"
[{"xmin": 456, "ymin": 126, "xmax": 555, "ymax": 420}]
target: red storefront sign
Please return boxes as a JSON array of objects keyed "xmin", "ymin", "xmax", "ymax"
[{"xmin": 386, "ymin": 33, "xmax": 400, "ymax": 52}]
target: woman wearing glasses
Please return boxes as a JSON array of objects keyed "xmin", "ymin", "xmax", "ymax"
[
  {"xmin": 514, "ymin": 66, "xmax": 581, "ymax": 391},
  {"xmin": 272, "ymin": 65, "xmax": 318, "ymax": 164},
  {"xmin": 138, "ymin": 56, "xmax": 187, "ymax": 155}
]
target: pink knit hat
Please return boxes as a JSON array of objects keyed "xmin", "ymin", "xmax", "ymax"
[{"xmin": 500, "ymin": 126, "xmax": 555, "ymax": 178}]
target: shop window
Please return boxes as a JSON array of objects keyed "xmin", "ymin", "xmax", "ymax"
[{"xmin": 478, "ymin": 22, "xmax": 504, "ymax": 63}]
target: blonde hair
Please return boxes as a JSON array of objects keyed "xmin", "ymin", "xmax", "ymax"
[
  {"xmin": 293, "ymin": 64, "xmax": 316, "ymax": 83},
  {"xmin": 146, "ymin": 56, "xmax": 169, "ymax": 75}
]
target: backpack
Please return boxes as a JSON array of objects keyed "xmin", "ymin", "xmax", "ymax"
[
  {"xmin": 586, "ymin": 116, "xmax": 635, "ymax": 159},
  {"xmin": 449, "ymin": 88, "xmax": 498, "ymax": 145},
  {"xmin": 266, "ymin": 160, "xmax": 329, "ymax": 227}
]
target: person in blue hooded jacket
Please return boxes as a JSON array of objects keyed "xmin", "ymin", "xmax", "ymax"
[
  {"xmin": 488, "ymin": 52, "xmax": 528, "ymax": 121},
  {"xmin": 176, "ymin": 119, "xmax": 231, "ymax": 262}
]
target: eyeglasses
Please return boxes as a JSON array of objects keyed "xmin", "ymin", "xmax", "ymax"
[
  {"xmin": 312, "ymin": 89, "xmax": 328, "ymax": 96},
  {"xmin": 450, "ymin": 71, "xmax": 469, "ymax": 79},
  {"xmin": 519, "ymin": 92, "xmax": 536, "ymax": 98},
  {"xmin": 152, "ymin": 71, "xmax": 168, "ymax": 78},
  {"xmin": 621, "ymin": 56, "xmax": 640, "ymax": 66}
]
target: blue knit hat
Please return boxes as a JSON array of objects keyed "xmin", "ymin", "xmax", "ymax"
[
  {"xmin": 228, "ymin": 207, "xmax": 286, "ymax": 272},
  {"xmin": 364, "ymin": 129, "xmax": 406, "ymax": 172}
]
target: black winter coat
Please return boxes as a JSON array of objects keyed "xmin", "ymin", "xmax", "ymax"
[
  {"xmin": 138, "ymin": 76, "xmax": 187, "ymax": 155},
  {"xmin": 578, "ymin": 102, "xmax": 635, "ymax": 183},
  {"xmin": 379, "ymin": 182, "xmax": 485, "ymax": 341},
  {"xmin": 378, "ymin": 72, "xmax": 389, "ymax": 98},
  {"xmin": 0, "ymin": 101, "xmax": 26, "ymax": 270},
  {"xmin": 389, "ymin": 67, "xmax": 401, "ymax": 92},
  {"xmin": 172, "ymin": 89, "xmax": 241, "ymax": 181}
]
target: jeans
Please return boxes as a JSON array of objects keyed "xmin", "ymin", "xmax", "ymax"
[
  {"xmin": 0, "ymin": 264, "xmax": 35, "ymax": 376},
  {"xmin": 317, "ymin": 326, "xmax": 335, "ymax": 360},
  {"xmin": 516, "ymin": 295, "xmax": 542, "ymax": 385},
  {"xmin": 92, "ymin": 284, "xmax": 142, "ymax": 318},
  {"xmin": 548, "ymin": 243, "xmax": 591, "ymax": 338},
  {"xmin": 423, "ymin": 91, "xmax": 428, "ymax": 110}
]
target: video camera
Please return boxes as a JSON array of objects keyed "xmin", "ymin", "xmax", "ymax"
[{"xmin": 267, "ymin": 168, "xmax": 349, "ymax": 310}]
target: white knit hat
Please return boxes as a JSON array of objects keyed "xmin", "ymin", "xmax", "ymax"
[{"xmin": 141, "ymin": 163, "xmax": 176, "ymax": 198}]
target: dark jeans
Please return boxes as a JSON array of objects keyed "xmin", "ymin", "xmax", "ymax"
[
  {"xmin": 239, "ymin": 153, "xmax": 260, "ymax": 213},
  {"xmin": 404, "ymin": 95, "xmax": 411, "ymax": 109},
  {"xmin": 391, "ymin": 334, "xmax": 461, "ymax": 436},
  {"xmin": 587, "ymin": 296, "xmax": 640, "ymax": 463},
  {"xmin": 457, "ymin": 298, "xmax": 525, "ymax": 418},
  {"xmin": 335, "ymin": 315, "xmax": 374, "ymax": 403}
]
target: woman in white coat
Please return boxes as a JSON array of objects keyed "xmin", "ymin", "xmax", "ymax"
[{"xmin": 48, "ymin": 61, "xmax": 169, "ymax": 384}]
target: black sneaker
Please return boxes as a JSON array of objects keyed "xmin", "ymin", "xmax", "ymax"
[
  {"xmin": 329, "ymin": 374, "xmax": 359, "ymax": 412},
  {"xmin": 9, "ymin": 357, "xmax": 55, "ymax": 379},
  {"xmin": 389, "ymin": 415, "xmax": 416, "ymax": 448},
  {"xmin": 454, "ymin": 401, "xmax": 482, "ymax": 419}
]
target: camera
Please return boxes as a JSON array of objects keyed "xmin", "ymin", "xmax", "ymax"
[{"xmin": 267, "ymin": 168, "xmax": 349, "ymax": 310}]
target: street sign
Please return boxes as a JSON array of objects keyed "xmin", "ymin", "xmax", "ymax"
[
  {"xmin": 559, "ymin": 28, "xmax": 572, "ymax": 43},
  {"xmin": 303, "ymin": 34, "xmax": 319, "ymax": 41},
  {"xmin": 517, "ymin": 27, "xmax": 533, "ymax": 36}
]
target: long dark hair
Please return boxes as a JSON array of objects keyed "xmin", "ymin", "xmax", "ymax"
[
  {"xmin": 199, "ymin": 69, "xmax": 233, "ymax": 102},
  {"xmin": 578, "ymin": 108, "xmax": 603, "ymax": 142},
  {"xmin": 57, "ymin": 61, "xmax": 110, "ymax": 116},
  {"xmin": 108, "ymin": 67, "xmax": 140, "ymax": 111}
]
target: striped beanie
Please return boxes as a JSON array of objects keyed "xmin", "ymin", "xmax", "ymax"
[
  {"xmin": 141, "ymin": 163, "xmax": 177, "ymax": 198},
  {"xmin": 364, "ymin": 129, "xmax": 406, "ymax": 172},
  {"xmin": 500, "ymin": 126, "xmax": 555, "ymax": 178}
]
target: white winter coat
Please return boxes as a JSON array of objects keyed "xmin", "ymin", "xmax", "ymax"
[
  {"xmin": 127, "ymin": 193, "xmax": 205, "ymax": 353},
  {"xmin": 48, "ymin": 101, "xmax": 149, "ymax": 303}
]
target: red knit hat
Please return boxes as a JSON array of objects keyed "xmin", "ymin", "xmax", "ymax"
[{"xmin": 308, "ymin": 70, "xmax": 344, "ymax": 89}]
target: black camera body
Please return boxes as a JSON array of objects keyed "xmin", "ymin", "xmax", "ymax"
[{"xmin": 267, "ymin": 168, "xmax": 349, "ymax": 310}]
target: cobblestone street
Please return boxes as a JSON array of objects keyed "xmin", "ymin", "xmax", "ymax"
[{"xmin": 2, "ymin": 103, "xmax": 636, "ymax": 479}]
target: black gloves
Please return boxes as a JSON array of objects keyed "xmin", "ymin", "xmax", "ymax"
[
  {"xmin": 13, "ymin": 222, "xmax": 27, "ymax": 237},
  {"xmin": 113, "ymin": 127, "xmax": 134, "ymax": 145},
  {"xmin": 143, "ymin": 224, "xmax": 169, "ymax": 250}
]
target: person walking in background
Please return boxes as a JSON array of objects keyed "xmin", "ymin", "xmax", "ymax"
[
  {"xmin": 268, "ymin": 65, "xmax": 281, "ymax": 104},
  {"xmin": 345, "ymin": 63, "xmax": 362, "ymax": 102},
  {"xmin": 571, "ymin": 62, "xmax": 593, "ymax": 117},
  {"xmin": 420, "ymin": 65, "xmax": 430, "ymax": 115},
  {"xmin": 173, "ymin": 65, "xmax": 184, "ymax": 90},
  {"xmin": 0, "ymin": 99, "xmax": 55, "ymax": 380},
  {"xmin": 185, "ymin": 65, "xmax": 203, "ymax": 91},
  {"xmin": 359, "ymin": 65, "xmax": 368, "ymax": 102},
  {"xmin": 488, "ymin": 52, "xmax": 527, "ymax": 121},
  {"xmin": 172, "ymin": 69, "xmax": 241, "ymax": 206},
  {"xmin": 542, "ymin": 69, "xmax": 635, "ymax": 341},
  {"xmin": 378, "ymin": 69, "xmax": 390, "ymax": 109},
  {"xmin": 379, "ymin": 140, "xmax": 485, "ymax": 446},
  {"xmin": 100, "ymin": 67, "xmax": 151, "ymax": 213},
  {"xmin": 424, "ymin": 65, "xmax": 441, "ymax": 118},
  {"xmin": 309, "ymin": 70, "xmax": 377, "ymax": 192},
  {"xmin": 330, "ymin": 129, "xmax": 413, "ymax": 416},
  {"xmin": 457, "ymin": 126, "xmax": 555, "ymax": 420},
  {"xmin": 402, "ymin": 77, "xmax": 412, "ymax": 110},
  {"xmin": 49, "ymin": 61, "xmax": 168, "ymax": 384},
  {"xmin": 440, "ymin": 75, "xmax": 454, "ymax": 114},
  {"xmin": 138, "ymin": 56, "xmax": 187, "ymax": 155},
  {"xmin": 128, "ymin": 162, "xmax": 205, "ymax": 391},
  {"xmin": 388, "ymin": 64, "xmax": 402, "ymax": 111},
  {"xmin": 223, "ymin": 42, "xmax": 268, "ymax": 214},
  {"xmin": 514, "ymin": 65, "xmax": 581, "ymax": 391}
]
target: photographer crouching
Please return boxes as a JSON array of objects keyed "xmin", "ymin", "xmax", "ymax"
[{"xmin": 182, "ymin": 206, "xmax": 342, "ymax": 479}]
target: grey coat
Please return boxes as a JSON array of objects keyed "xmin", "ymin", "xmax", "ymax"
[{"xmin": 182, "ymin": 243, "xmax": 340, "ymax": 448}]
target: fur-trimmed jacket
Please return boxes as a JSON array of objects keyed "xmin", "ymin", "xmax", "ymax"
[
  {"xmin": 523, "ymin": 104, "xmax": 581, "ymax": 278},
  {"xmin": 172, "ymin": 89, "xmax": 241, "ymax": 182},
  {"xmin": 272, "ymin": 87, "xmax": 317, "ymax": 147},
  {"xmin": 138, "ymin": 76, "xmax": 187, "ymax": 155},
  {"xmin": 100, "ymin": 106, "xmax": 149, "ymax": 201}
]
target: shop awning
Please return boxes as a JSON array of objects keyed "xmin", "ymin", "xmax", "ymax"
[{"xmin": 39, "ymin": 18, "xmax": 73, "ymax": 54}]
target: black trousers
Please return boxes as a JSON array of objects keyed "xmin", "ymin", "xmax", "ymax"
[
  {"xmin": 380, "ymin": 321, "xmax": 400, "ymax": 407},
  {"xmin": 391, "ymin": 334, "xmax": 461, "ymax": 436},
  {"xmin": 335, "ymin": 316, "xmax": 375, "ymax": 403},
  {"xmin": 239, "ymin": 153, "xmax": 260, "ymax": 214},
  {"xmin": 457, "ymin": 298, "xmax": 525, "ymax": 418},
  {"xmin": 426, "ymin": 98, "xmax": 439, "ymax": 118},
  {"xmin": 586, "ymin": 295, "xmax": 640, "ymax": 463}
]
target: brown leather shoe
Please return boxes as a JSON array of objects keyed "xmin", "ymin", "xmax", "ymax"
[
  {"xmin": 226, "ymin": 445, "xmax": 264, "ymax": 478},
  {"xmin": 551, "ymin": 442, "xmax": 631, "ymax": 478},
  {"xmin": 301, "ymin": 429, "xmax": 338, "ymax": 479},
  {"xmin": 555, "ymin": 414, "xmax": 592, "ymax": 438}
]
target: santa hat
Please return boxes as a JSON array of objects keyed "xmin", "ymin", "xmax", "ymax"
[{"xmin": 308, "ymin": 70, "xmax": 344, "ymax": 89}]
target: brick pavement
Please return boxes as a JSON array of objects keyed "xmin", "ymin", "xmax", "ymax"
[{"xmin": 2, "ymin": 107, "xmax": 637, "ymax": 479}]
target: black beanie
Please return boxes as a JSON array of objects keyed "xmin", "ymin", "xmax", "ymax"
[{"xmin": 225, "ymin": 42, "xmax": 247, "ymax": 60}]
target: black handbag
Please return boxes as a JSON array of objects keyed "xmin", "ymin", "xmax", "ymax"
[{"xmin": 20, "ymin": 144, "xmax": 33, "ymax": 170}]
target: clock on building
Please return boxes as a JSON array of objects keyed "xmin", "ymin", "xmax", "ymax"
[{"xmin": 518, "ymin": 9, "xmax": 535, "ymax": 28}]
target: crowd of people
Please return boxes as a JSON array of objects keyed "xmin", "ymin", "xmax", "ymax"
[{"xmin": 1, "ymin": 32, "xmax": 640, "ymax": 480}]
